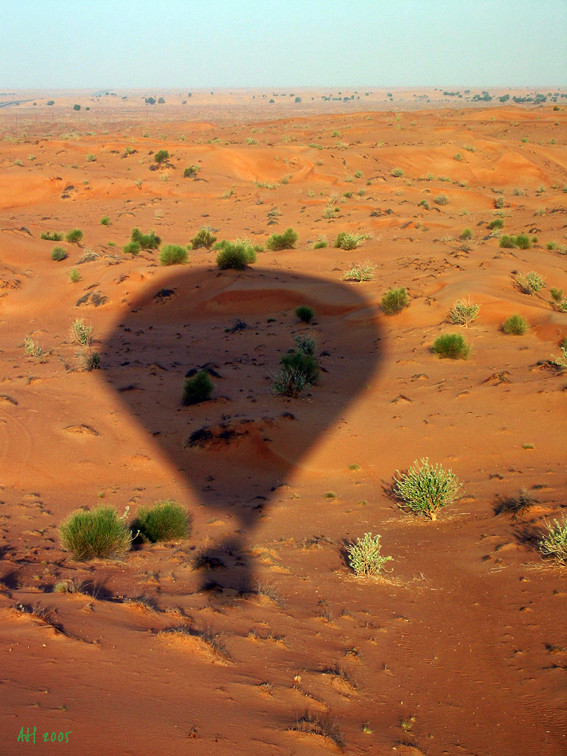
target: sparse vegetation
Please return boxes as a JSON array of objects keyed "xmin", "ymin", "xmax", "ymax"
[
  {"xmin": 448, "ymin": 299, "xmax": 480, "ymax": 326},
  {"xmin": 130, "ymin": 228, "xmax": 160, "ymax": 250},
  {"xmin": 515, "ymin": 271, "xmax": 544, "ymax": 294},
  {"xmin": 69, "ymin": 268, "xmax": 80, "ymax": 283},
  {"xmin": 60, "ymin": 506, "xmax": 132, "ymax": 561},
  {"xmin": 51, "ymin": 246, "xmax": 67, "ymax": 261},
  {"xmin": 539, "ymin": 516, "xmax": 567, "ymax": 566},
  {"xmin": 123, "ymin": 241, "xmax": 141, "ymax": 255},
  {"xmin": 343, "ymin": 263, "xmax": 375, "ymax": 282},
  {"xmin": 216, "ymin": 240, "xmax": 257, "ymax": 270},
  {"xmin": 266, "ymin": 227, "xmax": 298, "ymax": 250},
  {"xmin": 70, "ymin": 318, "xmax": 93, "ymax": 346},
  {"xmin": 313, "ymin": 236, "xmax": 328, "ymax": 249},
  {"xmin": 295, "ymin": 305, "xmax": 314, "ymax": 323},
  {"xmin": 394, "ymin": 458, "xmax": 462, "ymax": 520},
  {"xmin": 41, "ymin": 231, "xmax": 63, "ymax": 241},
  {"xmin": 460, "ymin": 228, "xmax": 473, "ymax": 240},
  {"xmin": 334, "ymin": 231, "xmax": 364, "ymax": 250},
  {"xmin": 183, "ymin": 165, "xmax": 199, "ymax": 178},
  {"xmin": 432, "ymin": 333, "xmax": 470, "ymax": 359},
  {"xmin": 23, "ymin": 336, "xmax": 43, "ymax": 357},
  {"xmin": 391, "ymin": 167, "xmax": 404, "ymax": 177},
  {"xmin": 132, "ymin": 500, "xmax": 190, "ymax": 543},
  {"xmin": 100, "ymin": 216, "xmax": 110, "ymax": 226},
  {"xmin": 182, "ymin": 371, "xmax": 213, "ymax": 405},
  {"xmin": 381, "ymin": 287, "xmax": 409, "ymax": 315},
  {"xmin": 346, "ymin": 533, "xmax": 393, "ymax": 577},
  {"xmin": 502, "ymin": 314, "xmax": 529, "ymax": 335},
  {"xmin": 159, "ymin": 244, "xmax": 188, "ymax": 266},
  {"xmin": 190, "ymin": 227, "xmax": 217, "ymax": 250},
  {"xmin": 488, "ymin": 218, "xmax": 504, "ymax": 230},
  {"xmin": 294, "ymin": 333, "xmax": 316, "ymax": 356},
  {"xmin": 434, "ymin": 194, "xmax": 449, "ymax": 206},
  {"xmin": 154, "ymin": 149, "xmax": 170, "ymax": 164},
  {"xmin": 65, "ymin": 228, "xmax": 83, "ymax": 244}
]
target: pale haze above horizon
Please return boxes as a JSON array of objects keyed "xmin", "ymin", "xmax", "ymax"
[{"xmin": 2, "ymin": 0, "xmax": 566, "ymax": 90}]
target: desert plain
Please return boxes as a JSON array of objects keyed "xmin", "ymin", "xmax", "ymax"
[{"xmin": 0, "ymin": 88, "xmax": 566, "ymax": 755}]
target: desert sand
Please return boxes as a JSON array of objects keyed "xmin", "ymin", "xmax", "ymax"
[{"xmin": 0, "ymin": 89, "xmax": 566, "ymax": 755}]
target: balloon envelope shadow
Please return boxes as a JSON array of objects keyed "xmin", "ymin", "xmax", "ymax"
[{"xmin": 102, "ymin": 266, "xmax": 384, "ymax": 594}]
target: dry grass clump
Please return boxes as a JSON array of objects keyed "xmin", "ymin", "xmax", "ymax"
[
  {"xmin": 59, "ymin": 506, "xmax": 132, "ymax": 561},
  {"xmin": 132, "ymin": 500, "xmax": 190, "ymax": 543},
  {"xmin": 448, "ymin": 299, "xmax": 480, "ymax": 327}
]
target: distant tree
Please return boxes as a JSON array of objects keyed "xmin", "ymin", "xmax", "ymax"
[
  {"xmin": 158, "ymin": 97, "xmax": 165, "ymax": 104},
  {"xmin": 73, "ymin": 104, "xmax": 81, "ymax": 111},
  {"xmin": 47, "ymin": 100, "xmax": 54, "ymax": 106},
  {"xmin": 145, "ymin": 97, "xmax": 156, "ymax": 105},
  {"xmin": 295, "ymin": 96, "xmax": 302, "ymax": 103}
]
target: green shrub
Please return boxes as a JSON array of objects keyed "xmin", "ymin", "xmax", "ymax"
[
  {"xmin": 381, "ymin": 287, "xmax": 409, "ymax": 315},
  {"xmin": 550, "ymin": 288, "xmax": 563, "ymax": 303},
  {"xmin": 432, "ymin": 333, "xmax": 470, "ymax": 359},
  {"xmin": 100, "ymin": 216, "xmax": 110, "ymax": 226},
  {"xmin": 293, "ymin": 334, "xmax": 316, "ymax": 356},
  {"xmin": 516, "ymin": 271, "xmax": 544, "ymax": 294},
  {"xmin": 394, "ymin": 458, "xmax": 462, "ymax": 520},
  {"xmin": 182, "ymin": 371, "xmax": 213, "ymax": 405},
  {"xmin": 334, "ymin": 232, "xmax": 364, "ymax": 250},
  {"xmin": 499, "ymin": 235, "xmax": 516, "ymax": 248},
  {"xmin": 448, "ymin": 299, "xmax": 479, "ymax": 326},
  {"xmin": 65, "ymin": 228, "xmax": 83, "ymax": 244},
  {"xmin": 538, "ymin": 516, "xmax": 567, "ymax": 566},
  {"xmin": 41, "ymin": 231, "xmax": 63, "ymax": 241},
  {"xmin": 266, "ymin": 227, "xmax": 298, "ymax": 250},
  {"xmin": 70, "ymin": 317, "xmax": 93, "ymax": 345},
  {"xmin": 132, "ymin": 500, "xmax": 189, "ymax": 543},
  {"xmin": 433, "ymin": 194, "xmax": 449, "ymax": 206},
  {"xmin": 154, "ymin": 149, "xmax": 170, "ymax": 164},
  {"xmin": 418, "ymin": 199, "xmax": 429, "ymax": 209},
  {"xmin": 488, "ymin": 218, "xmax": 504, "ymax": 230},
  {"xmin": 183, "ymin": 165, "xmax": 199, "ymax": 178},
  {"xmin": 295, "ymin": 305, "xmax": 314, "ymax": 323},
  {"xmin": 460, "ymin": 228, "xmax": 473, "ymax": 240},
  {"xmin": 123, "ymin": 241, "xmax": 141, "ymax": 255},
  {"xmin": 515, "ymin": 234, "xmax": 532, "ymax": 250},
  {"xmin": 343, "ymin": 263, "xmax": 375, "ymax": 282},
  {"xmin": 391, "ymin": 168, "xmax": 404, "ymax": 177},
  {"xmin": 51, "ymin": 246, "xmax": 67, "ymax": 261},
  {"xmin": 190, "ymin": 227, "xmax": 217, "ymax": 250},
  {"xmin": 502, "ymin": 314, "xmax": 528, "ymax": 335},
  {"xmin": 60, "ymin": 506, "xmax": 132, "ymax": 561},
  {"xmin": 84, "ymin": 352, "xmax": 101, "ymax": 370},
  {"xmin": 130, "ymin": 227, "xmax": 160, "ymax": 250},
  {"xmin": 159, "ymin": 244, "xmax": 188, "ymax": 266},
  {"xmin": 346, "ymin": 533, "xmax": 393, "ymax": 577},
  {"xmin": 73, "ymin": 104, "xmax": 81, "ymax": 111},
  {"xmin": 313, "ymin": 237, "xmax": 328, "ymax": 249},
  {"xmin": 280, "ymin": 350, "xmax": 319, "ymax": 385},
  {"xmin": 69, "ymin": 268, "xmax": 80, "ymax": 283},
  {"xmin": 494, "ymin": 195, "xmax": 505, "ymax": 208},
  {"xmin": 216, "ymin": 241, "xmax": 257, "ymax": 270}
]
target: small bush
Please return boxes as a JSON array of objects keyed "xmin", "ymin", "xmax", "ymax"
[
  {"xmin": 343, "ymin": 263, "xmax": 375, "ymax": 282},
  {"xmin": 313, "ymin": 236, "xmax": 328, "ymax": 249},
  {"xmin": 295, "ymin": 305, "xmax": 314, "ymax": 323},
  {"xmin": 502, "ymin": 314, "xmax": 528, "ymax": 335},
  {"xmin": 391, "ymin": 167, "xmax": 404, "ymax": 177},
  {"xmin": 460, "ymin": 228, "xmax": 473, "ymax": 240},
  {"xmin": 132, "ymin": 500, "xmax": 189, "ymax": 543},
  {"xmin": 266, "ymin": 227, "xmax": 298, "ymax": 251},
  {"xmin": 280, "ymin": 350, "xmax": 319, "ymax": 385},
  {"xmin": 448, "ymin": 299, "xmax": 480, "ymax": 327},
  {"xmin": 516, "ymin": 271, "xmax": 545, "ymax": 294},
  {"xmin": 346, "ymin": 533, "xmax": 393, "ymax": 577},
  {"xmin": 51, "ymin": 246, "xmax": 67, "ymax": 261},
  {"xmin": 190, "ymin": 227, "xmax": 217, "ymax": 250},
  {"xmin": 538, "ymin": 516, "xmax": 567, "ymax": 566},
  {"xmin": 23, "ymin": 336, "xmax": 43, "ymax": 357},
  {"xmin": 381, "ymin": 287, "xmax": 409, "ymax": 315},
  {"xmin": 434, "ymin": 194, "xmax": 449, "ymax": 206},
  {"xmin": 100, "ymin": 216, "xmax": 110, "ymax": 226},
  {"xmin": 65, "ymin": 228, "xmax": 83, "ymax": 244},
  {"xmin": 83, "ymin": 351, "xmax": 101, "ymax": 370},
  {"xmin": 69, "ymin": 268, "xmax": 80, "ymax": 283},
  {"xmin": 515, "ymin": 234, "xmax": 532, "ymax": 250},
  {"xmin": 182, "ymin": 371, "xmax": 213, "ymax": 405},
  {"xmin": 130, "ymin": 228, "xmax": 160, "ymax": 250},
  {"xmin": 60, "ymin": 506, "xmax": 132, "ymax": 561},
  {"xmin": 41, "ymin": 231, "xmax": 63, "ymax": 241},
  {"xmin": 550, "ymin": 288, "xmax": 563, "ymax": 303},
  {"xmin": 499, "ymin": 235, "xmax": 516, "ymax": 248},
  {"xmin": 216, "ymin": 241, "xmax": 257, "ymax": 270},
  {"xmin": 159, "ymin": 244, "xmax": 188, "ymax": 266},
  {"xmin": 70, "ymin": 318, "xmax": 93, "ymax": 345},
  {"xmin": 394, "ymin": 458, "xmax": 462, "ymax": 520},
  {"xmin": 154, "ymin": 149, "xmax": 170, "ymax": 164},
  {"xmin": 334, "ymin": 232, "xmax": 364, "ymax": 250},
  {"xmin": 488, "ymin": 218, "xmax": 504, "ymax": 230},
  {"xmin": 183, "ymin": 165, "xmax": 199, "ymax": 178},
  {"xmin": 432, "ymin": 333, "xmax": 470, "ymax": 359},
  {"xmin": 494, "ymin": 195, "xmax": 505, "ymax": 209},
  {"xmin": 294, "ymin": 334, "xmax": 316, "ymax": 356},
  {"xmin": 272, "ymin": 366, "xmax": 309, "ymax": 397},
  {"xmin": 123, "ymin": 241, "xmax": 141, "ymax": 255},
  {"xmin": 418, "ymin": 199, "xmax": 429, "ymax": 209}
]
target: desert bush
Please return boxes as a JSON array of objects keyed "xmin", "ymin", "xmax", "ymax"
[
  {"xmin": 100, "ymin": 216, "xmax": 110, "ymax": 226},
  {"xmin": 494, "ymin": 195, "xmax": 505, "ymax": 208},
  {"xmin": 394, "ymin": 458, "xmax": 462, "ymax": 520},
  {"xmin": 293, "ymin": 334, "xmax": 316, "ymax": 356},
  {"xmin": 70, "ymin": 317, "xmax": 93, "ymax": 345},
  {"xmin": 551, "ymin": 346, "xmax": 567, "ymax": 369},
  {"xmin": 41, "ymin": 231, "xmax": 63, "ymax": 241},
  {"xmin": 346, "ymin": 533, "xmax": 393, "ymax": 577},
  {"xmin": 460, "ymin": 228, "xmax": 473, "ymax": 240},
  {"xmin": 182, "ymin": 370, "xmax": 213, "ymax": 405},
  {"xmin": 432, "ymin": 333, "xmax": 470, "ymax": 359},
  {"xmin": 516, "ymin": 271, "xmax": 545, "ymax": 294},
  {"xmin": 448, "ymin": 299, "xmax": 480, "ymax": 327},
  {"xmin": 159, "ymin": 244, "xmax": 188, "ymax": 266},
  {"xmin": 123, "ymin": 241, "xmax": 141, "ymax": 255},
  {"xmin": 280, "ymin": 350, "xmax": 319, "ymax": 385},
  {"xmin": 488, "ymin": 218, "xmax": 504, "ymax": 230},
  {"xmin": 271, "ymin": 365, "xmax": 309, "ymax": 398},
  {"xmin": 65, "ymin": 228, "xmax": 83, "ymax": 244},
  {"xmin": 313, "ymin": 236, "xmax": 328, "ymax": 249},
  {"xmin": 51, "ymin": 246, "xmax": 67, "ymax": 261},
  {"xmin": 73, "ymin": 104, "xmax": 81, "ymax": 111},
  {"xmin": 132, "ymin": 500, "xmax": 189, "ymax": 543},
  {"xmin": 154, "ymin": 149, "xmax": 169, "ymax": 164},
  {"xmin": 60, "ymin": 506, "xmax": 132, "ymax": 560},
  {"xmin": 86, "ymin": 153, "xmax": 96, "ymax": 162},
  {"xmin": 83, "ymin": 351, "xmax": 101, "ymax": 370},
  {"xmin": 130, "ymin": 228, "xmax": 160, "ymax": 250},
  {"xmin": 499, "ymin": 235, "xmax": 516, "ymax": 248},
  {"xmin": 515, "ymin": 234, "xmax": 532, "ymax": 250},
  {"xmin": 69, "ymin": 268, "xmax": 80, "ymax": 283},
  {"xmin": 295, "ymin": 305, "xmax": 314, "ymax": 323},
  {"xmin": 266, "ymin": 227, "xmax": 298, "ymax": 251},
  {"xmin": 190, "ymin": 227, "xmax": 217, "ymax": 250},
  {"xmin": 538, "ymin": 516, "xmax": 567, "ymax": 566},
  {"xmin": 216, "ymin": 241, "xmax": 257, "ymax": 270},
  {"xmin": 502, "ymin": 314, "xmax": 529, "ymax": 335},
  {"xmin": 343, "ymin": 263, "xmax": 375, "ymax": 282},
  {"xmin": 391, "ymin": 168, "xmax": 404, "ymax": 177},
  {"xmin": 381, "ymin": 287, "xmax": 409, "ymax": 315},
  {"xmin": 23, "ymin": 336, "xmax": 43, "ymax": 357},
  {"xmin": 550, "ymin": 288, "xmax": 563, "ymax": 303},
  {"xmin": 334, "ymin": 232, "xmax": 364, "ymax": 250},
  {"xmin": 183, "ymin": 165, "xmax": 199, "ymax": 178},
  {"xmin": 418, "ymin": 199, "xmax": 429, "ymax": 209},
  {"xmin": 434, "ymin": 194, "xmax": 449, "ymax": 206}
]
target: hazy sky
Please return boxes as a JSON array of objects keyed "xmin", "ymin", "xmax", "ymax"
[{"xmin": 2, "ymin": 0, "xmax": 566, "ymax": 90}]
